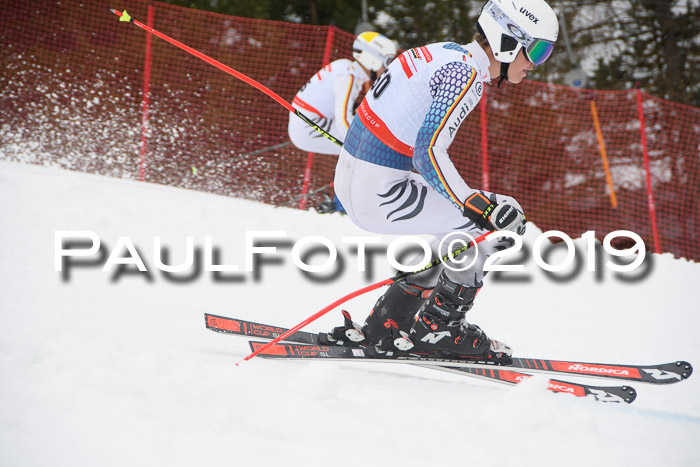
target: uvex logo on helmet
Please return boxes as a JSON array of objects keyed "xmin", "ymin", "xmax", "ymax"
[{"xmin": 519, "ymin": 7, "xmax": 539, "ymax": 24}]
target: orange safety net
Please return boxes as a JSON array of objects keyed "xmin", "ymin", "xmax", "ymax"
[{"xmin": 2, "ymin": 0, "xmax": 699, "ymax": 261}]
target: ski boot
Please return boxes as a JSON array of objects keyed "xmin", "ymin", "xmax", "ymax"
[
  {"xmin": 317, "ymin": 282, "xmax": 431, "ymax": 347},
  {"xmin": 375, "ymin": 272, "xmax": 513, "ymax": 365},
  {"xmin": 316, "ymin": 193, "xmax": 347, "ymax": 214}
]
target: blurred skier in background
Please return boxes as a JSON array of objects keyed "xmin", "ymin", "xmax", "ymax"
[
  {"xmin": 288, "ymin": 31, "xmax": 397, "ymax": 214},
  {"xmin": 322, "ymin": 0, "xmax": 559, "ymax": 363}
]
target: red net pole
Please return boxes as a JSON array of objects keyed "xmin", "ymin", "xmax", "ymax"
[
  {"xmin": 480, "ymin": 88, "xmax": 490, "ymax": 191},
  {"xmin": 321, "ymin": 26, "xmax": 335, "ymax": 66},
  {"xmin": 299, "ymin": 151, "xmax": 315, "ymax": 210},
  {"xmin": 635, "ymin": 87, "xmax": 661, "ymax": 254},
  {"xmin": 139, "ymin": 2, "xmax": 154, "ymax": 182},
  {"xmin": 299, "ymin": 26, "xmax": 336, "ymax": 210}
]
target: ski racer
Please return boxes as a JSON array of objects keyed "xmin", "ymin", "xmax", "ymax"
[
  {"xmin": 323, "ymin": 0, "xmax": 559, "ymax": 362},
  {"xmin": 287, "ymin": 31, "xmax": 397, "ymax": 213}
]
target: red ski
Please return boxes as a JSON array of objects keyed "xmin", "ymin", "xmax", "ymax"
[{"xmin": 205, "ymin": 314, "xmax": 639, "ymax": 403}]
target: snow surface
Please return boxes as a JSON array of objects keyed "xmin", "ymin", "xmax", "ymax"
[{"xmin": 1, "ymin": 159, "xmax": 699, "ymax": 466}]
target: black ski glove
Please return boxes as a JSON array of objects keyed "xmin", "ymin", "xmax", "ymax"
[{"xmin": 462, "ymin": 193, "xmax": 526, "ymax": 235}]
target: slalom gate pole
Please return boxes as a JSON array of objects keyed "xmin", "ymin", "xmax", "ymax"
[
  {"xmin": 110, "ymin": 9, "xmax": 344, "ymax": 147},
  {"xmin": 237, "ymin": 232, "xmax": 492, "ymax": 364}
]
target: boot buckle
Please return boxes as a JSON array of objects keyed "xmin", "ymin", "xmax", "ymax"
[
  {"xmin": 421, "ymin": 314, "xmax": 439, "ymax": 331},
  {"xmin": 342, "ymin": 310, "xmax": 365, "ymax": 343},
  {"xmin": 393, "ymin": 331, "xmax": 414, "ymax": 351}
]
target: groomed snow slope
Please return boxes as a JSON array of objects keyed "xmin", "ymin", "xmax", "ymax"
[{"xmin": 1, "ymin": 160, "xmax": 699, "ymax": 467}]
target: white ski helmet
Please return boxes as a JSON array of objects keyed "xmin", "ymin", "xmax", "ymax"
[
  {"xmin": 477, "ymin": 0, "xmax": 559, "ymax": 65},
  {"xmin": 352, "ymin": 31, "xmax": 397, "ymax": 72}
]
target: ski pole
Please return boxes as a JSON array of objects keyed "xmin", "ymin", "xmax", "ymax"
[
  {"xmin": 234, "ymin": 141, "xmax": 292, "ymax": 159},
  {"xmin": 276, "ymin": 182, "xmax": 334, "ymax": 208},
  {"xmin": 109, "ymin": 9, "xmax": 344, "ymax": 147},
  {"xmin": 237, "ymin": 231, "xmax": 492, "ymax": 364}
]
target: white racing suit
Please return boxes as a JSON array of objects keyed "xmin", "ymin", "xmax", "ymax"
[
  {"xmin": 334, "ymin": 41, "xmax": 523, "ymax": 288},
  {"xmin": 288, "ymin": 59, "xmax": 371, "ymax": 155}
]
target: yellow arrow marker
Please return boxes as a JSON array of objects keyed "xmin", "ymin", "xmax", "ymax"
[{"xmin": 119, "ymin": 10, "xmax": 132, "ymax": 22}]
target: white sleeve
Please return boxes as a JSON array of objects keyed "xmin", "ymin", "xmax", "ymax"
[
  {"xmin": 412, "ymin": 62, "xmax": 483, "ymax": 211},
  {"xmin": 332, "ymin": 73, "xmax": 361, "ymax": 139}
]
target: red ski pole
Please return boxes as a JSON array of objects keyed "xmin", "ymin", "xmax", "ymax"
[
  {"xmin": 237, "ymin": 231, "xmax": 492, "ymax": 364},
  {"xmin": 110, "ymin": 9, "xmax": 343, "ymax": 147}
]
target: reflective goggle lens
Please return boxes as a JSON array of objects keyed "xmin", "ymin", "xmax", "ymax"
[{"xmin": 526, "ymin": 40, "xmax": 555, "ymax": 66}]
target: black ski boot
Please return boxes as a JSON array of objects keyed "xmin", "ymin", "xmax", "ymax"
[
  {"xmin": 375, "ymin": 272, "xmax": 513, "ymax": 364},
  {"xmin": 318, "ymin": 282, "xmax": 431, "ymax": 347}
]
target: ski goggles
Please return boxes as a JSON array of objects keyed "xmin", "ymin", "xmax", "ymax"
[
  {"xmin": 353, "ymin": 41, "xmax": 396, "ymax": 68},
  {"xmin": 525, "ymin": 39, "xmax": 555, "ymax": 66},
  {"xmin": 484, "ymin": 0, "xmax": 555, "ymax": 66}
]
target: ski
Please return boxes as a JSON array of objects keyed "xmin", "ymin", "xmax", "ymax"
[
  {"xmin": 246, "ymin": 339, "xmax": 692, "ymax": 385},
  {"xmin": 205, "ymin": 313, "xmax": 638, "ymax": 402},
  {"xmin": 206, "ymin": 313, "xmax": 318, "ymax": 344},
  {"xmin": 427, "ymin": 366, "xmax": 635, "ymax": 403}
]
